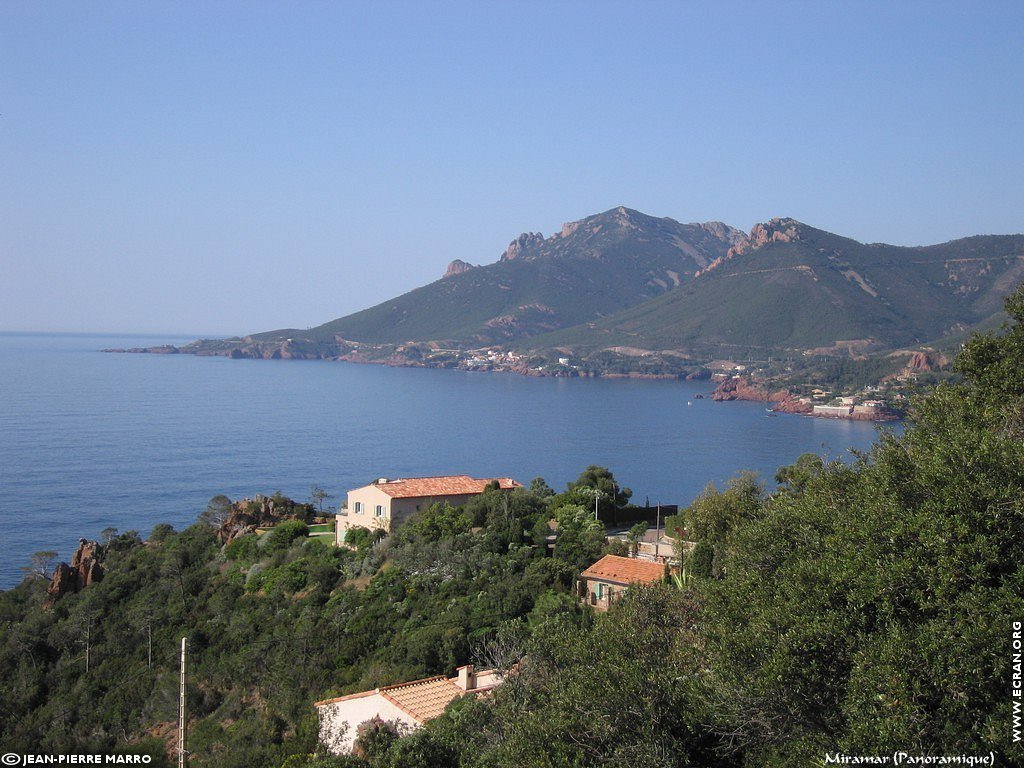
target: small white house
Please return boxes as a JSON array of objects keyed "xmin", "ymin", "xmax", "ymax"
[{"xmin": 315, "ymin": 665, "xmax": 501, "ymax": 754}]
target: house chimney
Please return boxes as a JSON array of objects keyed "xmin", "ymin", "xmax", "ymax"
[{"xmin": 456, "ymin": 664, "xmax": 475, "ymax": 691}]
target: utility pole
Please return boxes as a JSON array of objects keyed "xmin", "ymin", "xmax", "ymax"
[
  {"xmin": 655, "ymin": 504, "xmax": 661, "ymax": 560},
  {"xmin": 178, "ymin": 637, "xmax": 188, "ymax": 768}
]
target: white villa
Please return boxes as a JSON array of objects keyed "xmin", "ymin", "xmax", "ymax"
[{"xmin": 335, "ymin": 475, "xmax": 521, "ymax": 542}]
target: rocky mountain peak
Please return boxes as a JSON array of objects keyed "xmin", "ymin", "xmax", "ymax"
[
  {"xmin": 711, "ymin": 217, "xmax": 803, "ymax": 265},
  {"xmin": 749, "ymin": 217, "xmax": 802, "ymax": 248},
  {"xmin": 556, "ymin": 207, "xmax": 645, "ymax": 240},
  {"xmin": 501, "ymin": 232, "xmax": 545, "ymax": 261},
  {"xmin": 444, "ymin": 259, "xmax": 477, "ymax": 278}
]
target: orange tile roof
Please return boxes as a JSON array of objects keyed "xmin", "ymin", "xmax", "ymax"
[
  {"xmin": 380, "ymin": 676, "xmax": 464, "ymax": 722},
  {"xmin": 373, "ymin": 475, "xmax": 521, "ymax": 499},
  {"xmin": 313, "ymin": 689, "xmax": 378, "ymax": 707},
  {"xmin": 580, "ymin": 555, "xmax": 666, "ymax": 586},
  {"xmin": 315, "ymin": 668, "xmax": 500, "ymax": 718}
]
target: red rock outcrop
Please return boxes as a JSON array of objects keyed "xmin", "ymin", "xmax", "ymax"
[
  {"xmin": 45, "ymin": 563, "xmax": 80, "ymax": 607},
  {"xmin": 771, "ymin": 396, "xmax": 815, "ymax": 415},
  {"xmin": 904, "ymin": 350, "xmax": 948, "ymax": 373},
  {"xmin": 45, "ymin": 539, "xmax": 106, "ymax": 607},
  {"xmin": 215, "ymin": 494, "xmax": 314, "ymax": 545},
  {"xmin": 697, "ymin": 217, "xmax": 802, "ymax": 276},
  {"xmin": 500, "ymin": 232, "xmax": 544, "ymax": 261},
  {"xmin": 71, "ymin": 539, "xmax": 105, "ymax": 587},
  {"xmin": 711, "ymin": 377, "xmax": 813, "ymax": 414},
  {"xmin": 711, "ymin": 377, "xmax": 789, "ymax": 403},
  {"xmin": 444, "ymin": 259, "xmax": 476, "ymax": 278}
]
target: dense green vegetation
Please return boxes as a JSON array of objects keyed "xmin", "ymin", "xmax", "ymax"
[
  {"xmin": 4, "ymin": 286, "xmax": 1024, "ymax": 766},
  {"xmin": 0, "ymin": 472, "xmax": 616, "ymax": 766},
  {"xmin": 780, "ymin": 353, "xmax": 911, "ymax": 391}
]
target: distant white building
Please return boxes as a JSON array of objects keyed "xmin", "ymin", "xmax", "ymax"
[
  {"xmin": 854, "ymin": 400, "xmax": 885, "ymax": 415},
  {"xmin": 813, "ymin": 404, "xmax": 854, "ymax": 417}
]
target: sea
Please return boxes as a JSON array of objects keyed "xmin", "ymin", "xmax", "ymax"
[{"xmin": 0, "ymin": 332, "xmax": 895, "ymax": 589}]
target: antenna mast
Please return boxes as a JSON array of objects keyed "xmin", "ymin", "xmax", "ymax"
[{"xmin": 178, "ymin": 636, "xmax": 188, "ymax": 768}]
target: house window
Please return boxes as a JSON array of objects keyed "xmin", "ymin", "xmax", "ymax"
[
  {"xmin": 354, "ymin": 502, "xmax": 363, "ymax": 515},
  {"xmin": 375, "ymin": 505, "xmax": 384, "ymax": 517}
]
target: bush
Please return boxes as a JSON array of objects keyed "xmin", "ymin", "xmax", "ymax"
[
  {"xmin": 344, "ymin": 526, "xmax": 373, "ymax": 550},
  {"xmin": 250, "ymin": 560, "xmax": 309, "ymax": 594},
  {"xmin": 263, "ymin": 521, "xmax": 310, "ymax": 553},
  {"xmin": 225, "ymin": 534, "xmax": 259, "ymax": 563},
  {"xmin": 689, "ymin": 540, "xmax": 714, "ymax": 578}
]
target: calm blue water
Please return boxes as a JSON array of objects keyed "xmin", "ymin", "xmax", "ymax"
[{"xmin": 0, "ymin": 332, "xmax": 893, "ymax": 588}]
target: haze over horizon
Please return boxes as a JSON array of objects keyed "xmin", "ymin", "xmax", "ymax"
[{"xmin": 2, "ymin": 1, "xmax": 1022, "ymax": 335}]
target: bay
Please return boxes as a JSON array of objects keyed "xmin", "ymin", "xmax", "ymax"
[{"xmin": 0, "ymin": 332, "xmax": 892, "ymax": 588}]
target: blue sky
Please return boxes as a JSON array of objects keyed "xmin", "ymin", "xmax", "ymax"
[{"xmin": 2, "ymin": 0, "xmax": 1022, "ymax": 334}]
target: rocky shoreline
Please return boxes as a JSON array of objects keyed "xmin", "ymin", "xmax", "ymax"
[{"xmin": 710, "ymin": 376, "xmax": 901, "ymax": 422}]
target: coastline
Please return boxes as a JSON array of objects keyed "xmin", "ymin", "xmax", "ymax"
[{"xmin": 103, "ymin": 342, "xmax": 902, "ymax": 422}]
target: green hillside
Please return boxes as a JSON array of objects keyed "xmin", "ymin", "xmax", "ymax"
[
  {"xmin": 526, "ymin": 219, "xmax": 1024, "ymax": 355},
  {"xmin": 256, "ymin": 207, "xmax": 743, "ymax": 346}
]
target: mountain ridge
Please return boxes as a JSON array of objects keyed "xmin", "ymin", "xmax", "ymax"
[
  {"xmin": 117, "ymin": 207, "xmax": 1024, "ymax": 376},
  {"xmin": 273, "ymin": 206, "xmax": 746, "ymax": 347}
]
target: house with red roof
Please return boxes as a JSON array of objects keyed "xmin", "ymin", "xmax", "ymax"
[
  {"xmin": 335, "ymin": 475, "xmax": 521, "ymax": 542},
  {"xmin": 578, "ymin": 554, "xmax": 667, "ymax": 611},
  {"xmin": 314, "ymin": 664, "xmax": 501, "ymax": 754}
]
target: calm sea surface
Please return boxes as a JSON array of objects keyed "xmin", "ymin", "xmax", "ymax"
[{"xmin": 0, "ymin": 332, "xmax": 895, "ymax": 588}]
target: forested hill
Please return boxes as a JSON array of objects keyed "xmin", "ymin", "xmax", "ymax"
[{"xmin": 4, "ymin": 287, "xmax": 1024, "ymax": 767}]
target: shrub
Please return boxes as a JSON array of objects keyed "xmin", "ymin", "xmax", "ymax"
[
  {"xmin": 225, "ymin": 534, "xmax": 259, "ymax": 563},
  {"xmin": 262, "ymin": 521, "xmax": 310, "ymax": 553}
]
